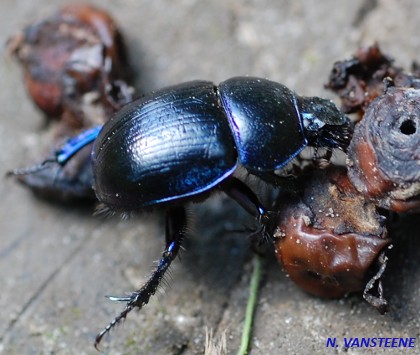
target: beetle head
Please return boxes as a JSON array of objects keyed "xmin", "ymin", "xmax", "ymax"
[{"xmin": 300, "ymin": 97, "xmax": 353, "ymax": 152}]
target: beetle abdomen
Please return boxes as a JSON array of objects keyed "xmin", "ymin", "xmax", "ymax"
[
  {"xmin": 92, "ymin": 81, "xmax": 237, "ymax": 210},
  {"xmin": 219, "ymin": 77, "xmax": 307, "ymax": 171}
]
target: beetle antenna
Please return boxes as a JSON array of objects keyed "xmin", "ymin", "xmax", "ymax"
[{"xmin": 321, "ymin": 121, "xmax": 354, "ymax": 153}]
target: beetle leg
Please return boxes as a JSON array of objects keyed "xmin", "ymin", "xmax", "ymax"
[
  {"xmin": 94, "ymin": 206, "xmax": 187, "ymax": 348},
  {"xmin": 221, "ymin": 177, "xmax": 276, "ymax": 243}
]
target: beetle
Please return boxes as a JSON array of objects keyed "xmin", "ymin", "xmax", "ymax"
[{"xmin": 11, "ymin": 76, "xmax": 352, "ymax": 346}]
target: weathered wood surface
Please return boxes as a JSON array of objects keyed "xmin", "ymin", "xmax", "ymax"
[{"xmin": 1, "ymin": 1, "xmax": 419, "ymax": 353}]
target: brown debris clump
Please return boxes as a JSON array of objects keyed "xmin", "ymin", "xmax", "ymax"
[
  {"xmin": 8, "ymin": 4, "xmax": 135, "ymax": 201},
  {"xmin": 326, "ymin": 44, "xmax": 420, "ymax": 119},
  {"xmin": 273, "ymin": 167, "xmax": 391, "ymax": 312},
  {"xmin": 274, "ymin": 44, "xmax": 419, "ymax": 310},
  {"xmin": 347, "ymin": 87, "xmax": 420, "ymax": 212},
  {"xmin": 8, "ymin": 4, "xmax": 133, "ymax": 127}
]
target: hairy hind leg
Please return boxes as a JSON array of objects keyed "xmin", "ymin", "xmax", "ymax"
[{"xmin": 94, "ymin": 205, "xmax": 187, "ymax": 348}]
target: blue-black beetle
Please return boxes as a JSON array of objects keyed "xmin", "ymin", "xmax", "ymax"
[
  {"xmin": 11, "ymin": 76, "xmax": 352, "ymax": 346},
  {"xmin": 92, "ymin": 76, "xmax": 352, "ymax": 346}
]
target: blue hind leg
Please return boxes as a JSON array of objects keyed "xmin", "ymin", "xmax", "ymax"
[{"xmin": 94, "ymin": 205, "xmax": 187, "ymax": 348}]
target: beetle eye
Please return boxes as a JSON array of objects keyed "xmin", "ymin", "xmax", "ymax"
[{"xmin": 302, "ymin": 113, "xmax": 326, "ymax": 131}]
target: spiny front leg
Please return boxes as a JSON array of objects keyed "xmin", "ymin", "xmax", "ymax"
[{"xmin": 94, "ymin": 206, "xmax": 187, "ymax": 349}]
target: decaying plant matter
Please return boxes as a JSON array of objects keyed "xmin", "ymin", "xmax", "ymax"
[
  {"xmin": 273, "ymin": 167, "xmax": 391, "ymax": 313},
  {"xmin": 8, "ymin": 4, "xmax": 134, "ymax": 201},
  {"xmin": 274, "ymin": 44, "xmax": 419, "ymax": 309}
]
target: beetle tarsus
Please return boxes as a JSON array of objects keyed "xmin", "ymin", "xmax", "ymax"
[
  {"xmin": 6, "ymin": 158, "xmax": 57, "ymax": 177},
  {"xmin": 94, "ymin": 305, "xmax": 133, "ymax": 350}
]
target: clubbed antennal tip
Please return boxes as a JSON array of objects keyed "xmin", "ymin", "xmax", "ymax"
[{"xmin": 321, "ymin": 118, "xmax": 354, "ymax": 153}]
